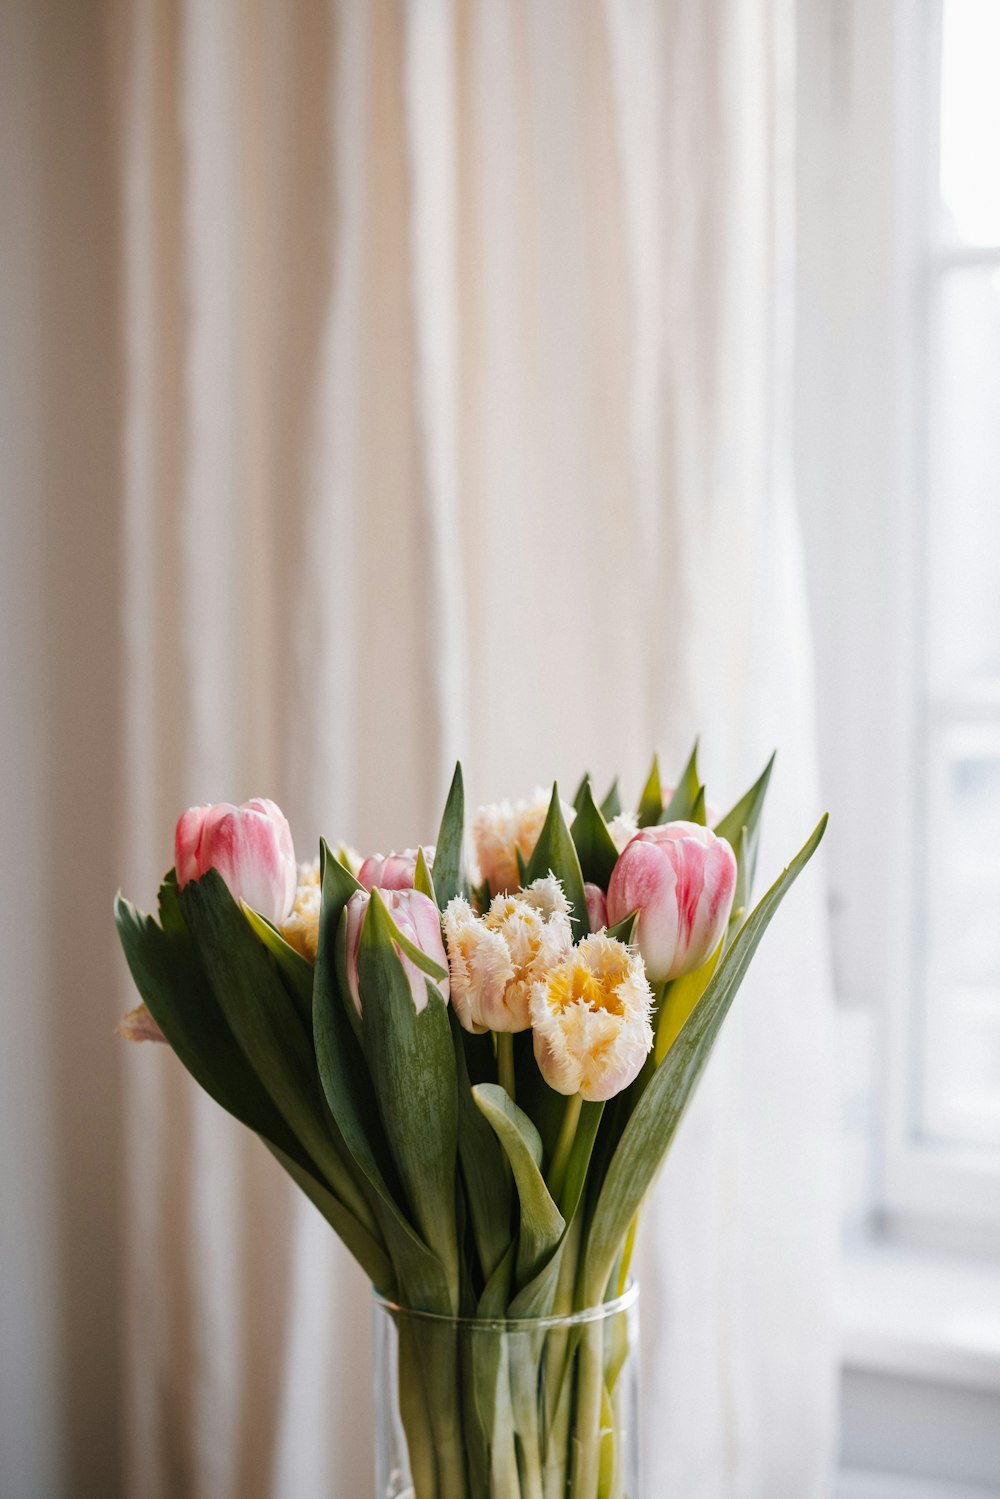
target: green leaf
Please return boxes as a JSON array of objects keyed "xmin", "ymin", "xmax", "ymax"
[
  {"xmin": 265, "ymin": 1141, "xmax": 396, "ymax": 1294},
  {"xmin": 653, "ymin": 944, "xmax": 722, "ymax": 1064},
  {"xmin": 358, "ymin": 890, "xmax": 460, "ymax": 1304},
  {"xmin": 524, "ymin": 783, "xmax": 589, "ymax": 940},
  {"xmin": 376, "ymin": 906, "xmax": 449, "ymax": 986},
  {"xmin": 242, "ymin": 904, "xmax": 315, "ymax": 1034},
  {"xmin": 515, "ymin": 845, "xmax": 529, "ymax": 887},
  {"xmin": 432, "ymin": 761, "xmax": 467, "ymax": 906},
  {"xmin": 507, "ymin": 1103, "xmax": 603, "ymax": 1318},
  {"xmin": 115, "ymin": 892, "xmax": 311, "ymax": 1174},
  {"xmin": 600, "ymin": 777, "xmax": 622, "ymax": 821},
  {"xmin": 724, "ymin": 824, "xmax": 750, "ymax": 950},
  {"xmin": 714, "ymin": 751, "xmax": 776, "ymax": 900},
  {"xmin": 472, "ymin": 1083, "xmax": 565, "ymax": 1288},
  {"xmin": 571, "ymin": 779, "xmax": 620, "ymax": 891},
  {"xmin": 688, "ymin": 785, "xmax": 707, "ymax": 827},
  {"xmin": 178, "ymin": 871, "xmax": 378, "ymax": 1239},
  {"xmin": 313, "ymin": 857, "xmax": 454, "ymax": 1312},
  {"xmin": 450, "ymin": 1012, "xmax": 512, "ymax": 1287},
  {"xmin": 606, "ymin": 909, "xmax": 638, "ymax": 946},
  {"xmin": 580, "ymin": 815, "xmax": 829, "ymax": 1305},
  {"xmin": 636, "ymin": 754, "xmax": 663, "ymax": 827},
  {"xmin": 660, "ymin": 740, "xmax": 700, "ymax": 822},
  {"xmin": 572, "ymin": 773, "xmax": 593, "ymax": 816},
  {"xmin": 414, "ymin": 846, "xmax": 436, "ymax": 903}
]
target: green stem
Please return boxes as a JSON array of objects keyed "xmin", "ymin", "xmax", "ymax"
[
  {"xmin": 547, "ymin": 1092, "xmax": 582, "ymax": 1207},
  {"xmin": 570, "ymin": 1322, "xmax": 605, "ymax": 1499},
  {"xmin": 497, "ymin": 1031, "xmax": 516, "ymax": 1102}
]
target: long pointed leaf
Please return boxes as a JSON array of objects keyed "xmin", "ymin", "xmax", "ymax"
[
  {"xmin": 115, "ymin": 893, "xmax": 311, "ymax": 1174},
  {"xmin": 242, "ymin": 904, "xmax": 315, "ymax": 1032},
  {"xmin": 265, "ymin": 1141, "xmax": 396, "ymax": 1293},
  {"xmin": 660, "ymin": 740, "xmax": 700, "ymax": 822},
  {"xmin": 571, "ymin": 779, "xmax": 620, "ymax": 891},
  {"xmin": 313, "ymin": 854, "xmax": 453, "ymax": 1311},
  {"xmin": 473, "ymin": 1083, "xmax": 565, "ymax": 1288},
  {"xmin": 358, "ymin": 890, "xmax": 460, "ymax": 1303},
  {"xmin": 450, "ymin": 1011, "xmax": 512, "ymax": 1287},
  {"xmin": 524, "ymin": 783, "xmax": 588, "ymax": 939},
  {"xmin": 433, "ymin": 762, "xmax": 467, "ymax": 906},
  {"xmin": 714, "ymin": 751, "xmax": 776, "ymax": 898},
  {"xmin": 600, "ymin": 778, "xmax": 623, "ymax": 820},
  {"xmin": 178, "ymin": 870, "xmax": 378, "ymax": 1238},
  {"xmin": 580, "ymin": 815, "xmax": 828, "ymax": 1304},
  {"xmin": 636, "ymin": 755, "xmax": 663, "ymax": 827}
]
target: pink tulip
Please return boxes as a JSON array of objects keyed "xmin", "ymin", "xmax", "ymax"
[
  {"xmin": 584, "ymin": 882, "xmax": 608, "ymax": 932},
  {"xmin": 606, "ymin": 821, "xmax": 737, "ymax": 984},
  {"xmin": 343, "ymin": 887, "xmax": 450, "ymax": 1015},
  {"xmin": 357, "ymin": 847, "xmax": 433, "ymax": 892},
  {"xmin": 174, "ymin": 798, "xmax": 298, "ymax": 926}
]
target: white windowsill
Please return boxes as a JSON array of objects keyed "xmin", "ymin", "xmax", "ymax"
[{"xmin": 840, "ymin": 1235, "xmax": 1000, "ymax": 1392}]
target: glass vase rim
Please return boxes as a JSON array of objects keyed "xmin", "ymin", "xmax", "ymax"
[{"xmin": 372, "ymin": 1277, "xmax": 638, "ymax": 1332}]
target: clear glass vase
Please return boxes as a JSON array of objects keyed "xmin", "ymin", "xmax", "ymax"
[{"xmin": 372, "ymin": 1281, "xmax": 640, "ymax": 1499}]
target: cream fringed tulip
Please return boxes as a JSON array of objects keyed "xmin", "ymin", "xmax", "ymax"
[
  {"xmin": 343, "ymin": 887, "xmax": 449, "ymax": 1015},
  {"xmin": 606, "ymin": 821, "xmax": 737, "ymax": 984},
  {"xmin": 175, "ymin": 797, "xmax": 298, "ymax": 926},
  {"xmin": 472, "ymin": 790, "xmax": 575, "ymax": 895},
  {"xmin": 357, "ymin": 847, "xmax": 433, "ymax": 892},
  {"xmin": 280, "ymin": 859, "xmax": 322, "ymax": 962},
  {"xmin": 444, "ymin": 876, "xmax": 573, "ymax": 1033},
  {"xmin": 607, "ymin": 811, "xmax": 639, "ymax": 854},
  {"xmin": 530, "ymin": 933, "xmax": 654, "ymax": 1102}
]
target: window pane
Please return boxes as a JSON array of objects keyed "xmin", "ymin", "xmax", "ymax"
[
  {"xmin": 920, "ymin": 728, "xmax": 1000, "ymax": 1149},
  {"xmin": 924, "ymin": 987, "xmax": 1000, "ymax": 1148},
  {"xmin": 939, "ymin": 0, "xmax": 1000, "ymax": 247},
  {"xmin": 926, "ymin": 267, "xmax": 1000, "ymax": 693}
]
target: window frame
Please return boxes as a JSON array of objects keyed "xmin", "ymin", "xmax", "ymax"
[
  {"xmin": 883, "ymin": 0, "xmax": 1000, "ymax": 1232},
  {"xmin": 796, "ymin": 0, "xmax": 1000, "ymax": 1238}
]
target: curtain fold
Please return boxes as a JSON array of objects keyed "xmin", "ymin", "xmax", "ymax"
[{"xmin": 109, "ymin": 0, "xmax": 838, "ymax": 1494}]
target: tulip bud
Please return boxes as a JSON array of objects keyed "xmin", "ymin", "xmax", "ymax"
[
  {"xmin": 584, "ymin": 882, "xmax": 608, "ymax": 932},
  {"xmin": 357, "ymin": 847, "xmax": 433, "ymax": 892},
  {"xmin": 530, "ymin": 933, "xmax": 654, "ymax": 1101},
  {"xmin": 342, "ymin": 887, "xmax": 449, "ymax": 1015},
  {"xmin": 175, "ymin": 798, "xmax": 298, "ymax": 926},
  {"xmin": 606, "ymin": 821, "xmax": 737, "ymax": 984}
]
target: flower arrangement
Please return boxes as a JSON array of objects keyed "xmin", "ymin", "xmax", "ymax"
[{"xmin": 116, "ymin": 749, "xmax": 825, "ymax": 1498}]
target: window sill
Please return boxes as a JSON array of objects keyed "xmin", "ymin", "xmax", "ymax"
[
  {"xmin": 839, "ymin": 1235, "xmax": 1000, "ymax": 1392},
  {"xmin": 838, "ymin": 1235, "xmax": 1000, "ymax": 1497}
]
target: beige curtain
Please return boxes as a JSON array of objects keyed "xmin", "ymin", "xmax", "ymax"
[{"xmin": 1, "ymin": 1, "xmax": 838, "ymax": 1495}]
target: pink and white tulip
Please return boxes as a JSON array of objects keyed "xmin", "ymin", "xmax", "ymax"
[
  {"xmin": 343, "ymin": 887, "xmax": 449, "ymax": 1015},
  {"xmin": 584, "ymin": 882, "xmax": 608, "ymax": 932},
  {"xmin": 606, "ymin": 821, "xmax": 737, "ymax": 984},
  {"xmin": 175, "ymin": 798, "xmax": 298, "ymax": 926},
  {"xmin": 357, "ymin": 847, "xmax": 432, "ymax": 892}
]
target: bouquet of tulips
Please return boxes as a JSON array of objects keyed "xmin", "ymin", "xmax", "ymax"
[{"xmin": 116, "ymin": 748, "xmax": 825, "ymax": 1499}]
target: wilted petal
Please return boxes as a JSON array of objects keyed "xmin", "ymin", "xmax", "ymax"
[{"xmin": 116, "ymin": 1001, "xmax": 167, "ymax": 1044}]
